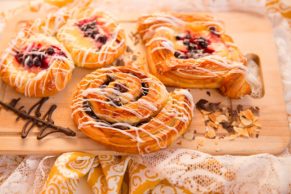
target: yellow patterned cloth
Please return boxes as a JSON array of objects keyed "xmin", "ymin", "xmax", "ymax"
[{"xmin": 41, "ymin": 152, "xmax": 190, "ymax": 193}]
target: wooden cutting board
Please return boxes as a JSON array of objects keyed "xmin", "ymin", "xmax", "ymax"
[{"xmin": 0, "ymin": 4, "xmax": 290, "ymax": 155}]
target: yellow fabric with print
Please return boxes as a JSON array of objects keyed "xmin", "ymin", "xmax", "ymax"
[{"xmin": 41, "ymin": 152, "xmax": 190, "ymax": 193}]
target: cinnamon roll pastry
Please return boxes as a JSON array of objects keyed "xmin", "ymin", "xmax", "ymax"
[
  {"xmin": 137, "ymin": 13, "xmax": 252, "ymax": 98},
  {"xmin": 57, "ymin": 11, "xmax": 126, "ymax": 69},
  {"xmin": 0, "ymin": 32, "xmax": 74, "ymax": 97},
  {"xmin": 72, "ymin": 66, "xmax": 194, "ymax": 154}
]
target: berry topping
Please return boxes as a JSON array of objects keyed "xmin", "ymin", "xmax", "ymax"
[
  {"xmin": 195, "ymin": 37, "xmax": 208, "ymax": 49},
  {"xmin": 97, "ymin": 35, "xmax": 107, "ymax": 44},
  {"xmin": 76, "ymin": 18, "xmax": 109, "ymax": 46},
  {"xmin": 174, "ymin": 51, "xmax": 181, "ymax": 58},
  {"xmin": 174, "ymin": 32, "xmax": 214, "ymax": 59},
  {"xmin": 175, "ymin": 35, "xmax": 183, "ymax": 40},
  {"xmin": 209, "ymin": 26, "xmax": 216, "ymax": 32},
  {"xmin": 209, "ymin": 26, "xmax": 220, "ymax": 36},
  {"xmin": 32, "ymin": 57, "xmax": 41, "ymax": 67},
  {"xmin": 46, "ymin": 47, "xmax": 55, "ymax": 55},
  {"xmin": 14, "ymin": 44, "xmax": 66, "ymax": 70}
]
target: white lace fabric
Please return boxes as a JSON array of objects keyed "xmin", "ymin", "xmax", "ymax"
[
  {"xmin": 0, "ymin": 156, "xmax": 56, "ymax": 193},
  {"xmin": 137, "ymin": 149, "xmax": 291, "ymax": 193},
  {"xmin": 0, "ymin": 0, "xmax": 290, "ymax": 193}
]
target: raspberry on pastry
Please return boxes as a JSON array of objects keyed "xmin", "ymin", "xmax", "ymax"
[
  {"xmin": 137, "ymin": 13, "xmax": 251, "ymax": 98},
  {"xmin": 0, "ymin": 33, "xmax": 74, "ymax": 97},
  {"xmin": 57, "ymin": 11, "xmax": 126, "ymax": 69},
  {"xmin": 71, "ymin": 66, "xmax": 194, "ymax": 154}
]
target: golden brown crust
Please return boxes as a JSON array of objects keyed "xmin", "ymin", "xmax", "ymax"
[
  {"xmin": 71, "ymin": 66, "xmax": 194, "ymax": 154},
  {"xmin": 137, "ymin": 13, "xmax": 251, "ymax": 98},
  {"xmin": 57, "ymin": 10, "xmax": 126, "ymax": 69},
  {"xmin": 0, "ymin": 33, "xmax": 74, "ymax": 97}
]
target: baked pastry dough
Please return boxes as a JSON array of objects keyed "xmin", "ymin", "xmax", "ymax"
[
  {"xmin": 137, "ymin": 13, "xmax": 251, "ymax": 98},
  {"xmin": 57, "ymin": 10, "xmax": 126, "ymax": 69},
  {"xmin": 71, "ymin": 66, "xmax": 194, "ymax": 154},
  {"xmin": 0, "ymin": 32, "xmax": 74, "ymax": 97}
]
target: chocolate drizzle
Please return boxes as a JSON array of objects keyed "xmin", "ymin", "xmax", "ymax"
[{"xmin": 0, "ymin": 97, "xmax": 76, "ymax": 139}]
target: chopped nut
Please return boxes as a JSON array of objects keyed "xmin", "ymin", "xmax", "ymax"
[
  {"xmin": 208, "ymin": 113, "xmax": 217, "ymax": 123},
  {"xmin": 196, "ymin": 99, "xmax": 261, "ymax": 140},
  {"xmin": 183, "ymin": 132, "xmax": 195, "ymax": 140},
  {"xmin": 234, "ymin": 127, "xmax": 249, "ymax": 137},
  {"xmin": 216, "ymin": 114, "xmax": 228, "ymax": 123},
  {"xmin": 240, "ymin": 109, "xmax": 254, "ymax": 121},
  {"xmin": 240, "ymin": 116, "xmax": 253, "ymax": 126},
  {"xmin": 201, "ymin": 109, "xmax": 211, "ymax": 115},
  {"xmin": 208, "ymin": 120, "xmax": 219, "ymax": 129},
  {"xmin": 220, "ymin": 121, "xmax": 234, "ymax": 133},
  {"xmin": 225, "ymin": 134, "xmax": 238, "ymax": 141},
  {"xmin": 246, "ymin": 126, "xmax": 256, "ymax": 137},
  {"xmin": 205, "ymin": 127, "xmax": 216, "ymax": 139}
]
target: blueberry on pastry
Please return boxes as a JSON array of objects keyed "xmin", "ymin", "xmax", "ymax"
[
  {"xmin": 137, "ymin": 13, "xmax": 252, "ymax": 98},
  {"xmin": 0, "ymin": 33, "xmax": 74, "ymax": 97},
  {"xmin": 71, "ymin": 66, "xmax": 194, "ymax": 154},
  {"xmin": 57, "ymin": 11, "xmax": 126, "ymax": 69}
]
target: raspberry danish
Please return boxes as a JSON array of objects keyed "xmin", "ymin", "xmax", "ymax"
[
  {"xmin": 137, "ymin": 13, "xmax": 252, "ymax": 98},
  {"xmin": 71, "ymin": 66, "xmax": 194, "ymax": 154},
  {"xmin": 57, "ymin": 11, "xmax": 126, "ymax": 69},
  {"xmin": 0, "ymin": 33, "xmax": 74, "ymax": 97}
]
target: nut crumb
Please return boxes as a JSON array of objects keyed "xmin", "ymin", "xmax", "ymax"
[{"xmin": 196, "ymin": 99, "xmax": 261, "ymax": 140}]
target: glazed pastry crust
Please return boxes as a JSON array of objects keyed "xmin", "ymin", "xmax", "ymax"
[
  {"xmin": 72, "ymin": 66, "xmax": 194, "ymax": 154},
  {"xmin": 0, "ymin": 33, "xmax": 74, "ymax": 97},
  {"xmin": 137, "ymin": 13, "xmax": 251, "ymax": 98},
  {"xmin": 57, "ymin": 10, "xmax": 126, "ymax": 69}
]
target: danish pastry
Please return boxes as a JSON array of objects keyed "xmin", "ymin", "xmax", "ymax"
[
  {"xmin": 57, "ymin": 10, "xmax": 126, "ymax": 69},
  {"xmin": 137, "ymin": 13, "xmax": 251, "ymax": 98},
  {"xmin": 71, "ymin": 66, "xmax": 194, "ymax": 154},
  {"xmin": 0, "ymin": 32, "xmax": 74, "ymax": 97}
]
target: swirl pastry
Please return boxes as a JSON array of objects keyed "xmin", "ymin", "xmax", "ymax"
[
  {"xmin": 57, "ymin": 11, "xmax": 126, "ymax": 69},
  {"xmin": 137, "ymin": 13, "xmax": 251, "ymax": 98},
  {"xmin": 0, "ymin": 33, "xmax": 74, "ymax": 97},
  {"xmin": 72, "ymin": 66, "xmax": 194, "ymax": 154}
]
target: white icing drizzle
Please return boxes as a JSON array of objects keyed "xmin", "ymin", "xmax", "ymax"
[
  {"xmin": 0, "ymin": 30, "xmax": 74, "ymax": 97},
  {"xmin": 57, "ymin": 12, "xmax": 125, "ymax": 67},
  {"xmin": 139, "ymin": 14, "xmax": 249, "ymax": 83},
  {"xmin": 72, "ymin": 67, "xmax": 193, "ymax": 153}
]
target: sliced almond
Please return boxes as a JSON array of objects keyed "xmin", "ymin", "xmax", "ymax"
[
  {"xmin": 205, "ymin": 127, "xmax": 216, "ymax": 139},
  {"xmin": 225, "ymin": 134, "xmax": 238, "ymax": 140},
  {"xmin": 203, "ymin": 115, "xmax": 209, "ymax": 121},
  {"xmin": 234, "ymin": 127, "xmax": 249, "ymax": 137},
  {"xmin": 207, "ymin": 121, "xmax": 219, "ymax": 129},
  {"xmin": 254, "ymin": 120, "xmax": 261, "ymax": 128},
  {"xmin": 183, "ymin": 132, "xmax": 195, "ymax": 141},
  {"xmin": 240, "ymin": 116, "xmax": 253, "ymax": 126},
  {"xmin": 201, "ymin": 110, "xmax": 211, "ymax": 115},
  {"xmin": 240, "ymin": 109, "xmax": 254, "ymax": 121},
  {"xmin": 246, "ymin": 126, "xmax": 256, "ymax": 137},
  {"xmin": 216, "ymin": 114, "xmax": 228, "ymax": 123},
  {"xmin": 208, "ymin": 113, "xmax": 217, "ymax": 123}
]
